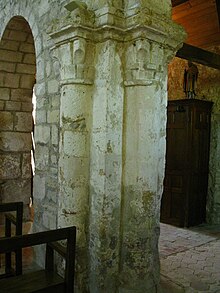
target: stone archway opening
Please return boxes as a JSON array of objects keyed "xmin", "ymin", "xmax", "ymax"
[{"xmin": 0, "ymin": 16, "xmax": 36, "ymax": 221}]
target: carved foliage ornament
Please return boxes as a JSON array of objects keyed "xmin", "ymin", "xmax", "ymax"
[{"xmin": 125, "ymin": 39, "xmax": 165, "ymax": 86}]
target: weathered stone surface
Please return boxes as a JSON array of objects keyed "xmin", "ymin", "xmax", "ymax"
[
  {"xmin": 207, "ymin": 115, "xmax": 220, "ymax": 225},
  {"xmin": 0, "ymin": 101, "xmax": 4, "ymax": 110},
  {"xmin": 0, "ymin": 132, "xmax": 32, "ymax": 151},
  {"xmin": 21, "ymin": 102, "xmax": 33, "ymax": 111},
  {"xmin": 19, "ymin": 42, "xmax": 35, "ymax": 53},
  {"xmin": 0, "ymin": 88, "xmax": 10, "ymax": 100},
  {"xmin": 1, "ymin": 179, "xmax": 30, "ymax": 202},
  {"xmin": 33, "ymin": 174, "xmax": 46, "ymax": 201},
  {"xmin": 0, "ymin": 154, "xmax": 21, "ymax": 179},
  {"xmin": 48, "ymin": 79, "xmax": 59, "ymax": 94},
  {"xmin": 20, "ymin": 74, "xmax": 35, "ymax": 89},
  {"xmin": 5, "ymin": 101, "xmax": 21, "ymax": 111},
  {"xmin": 42, "ymin": 204, "xmax": 57, "ymax": 229},
  {"xmin": 35, "ymin": 109, "xmax": 46, "ymax": 123},
  {"xmin": 0, "ymin": 40, "xmax": 20, "ymax": 51},
  {"xmin": 16, "ymin": 63, "xmax": 36, "ymax": 75},
  {"xmin": 15, "ymin": 112, "xmax": 33, "ymax": 132},
  {"xmin": 0, "ymin": 2, "xmax": 187, "ymax": 293},
  {"xmin": 34, "ymin": 82, "xmax": 46, "ymax": 98},
  {"xmin": 4, "ymin": 73, "xmax": 20, "ymax": 88},
  {"xmin": 0, "ymin": 49, "xmax": 23, "ymax": 62},
  {"xmin": 50, "ymin": 94, "xmax": 60, "ymax": 109},
  {"xmin": 51, "ymin": 125, "xmax": 58, "ymax": 145},
  {"xmin": 22, "ymin": 152, "xmax": 32, "ymax": 179},
  {"xmin": 63, "ymin": 131, "xmax": 86, "ymax": 157},
  {"xmin": 34, "ymin": 125, "xmax": 50, "ymax": 144},
  {"xmin": 34, "ymin": 144, "xmax": 49, "ymax": 170},
  {"xmin": 46, "ymin": 190, "xmax": 57, "ymax": 205},
  {"xmin": 1, "ymin": 179, "xmax": 32, "ymax": 220},
  {"xmin": 7, "ymin": 30, "xmax": 28, "ymax": 42},
  {"xmin": 11, "ymin": 88, "xmax": 33, "ymax": 102},
  {"xmin": 23, "ymin": 53, "xmax": 36, "ymax": 64},
  {"xmin": 47, "ymin": 109, "xmax": 59, "ymax": 123},
  {"xmin": 0, "ymin": 111, "xmax": 13, "ymax": 130},
  {"xmin": 0, "ymin": 62, "xmax": 16, "ymax": 72}
]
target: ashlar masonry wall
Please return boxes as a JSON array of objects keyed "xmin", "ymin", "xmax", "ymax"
[
  {"xmin": 0, "ymin": 1, "xmax": 185, "ymax": 292},
  {"xmin": 0, "ymin": 16, "xmax": 35, "ymax": 219}
]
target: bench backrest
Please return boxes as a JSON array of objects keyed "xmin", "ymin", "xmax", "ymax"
[
  {"xmin": 0, "ymin": 226, "xmax": 76, "ymax": 292},
  {"xmin": 0, "ymin": 202, "xmax": 23, "ymax": 236},
  {"xmin": 0, "ymin": 202, "xmax": 23, "ymax": 276}
]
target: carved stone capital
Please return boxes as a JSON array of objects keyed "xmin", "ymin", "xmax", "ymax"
[
  {"xmin": 50, "ymin": 38, "xmax": 95, "ymax": 85},
  {"xmin": 48, "ymin": 2, "xmax": 186, "ymax": 86},
  {"xmin": 124, "ymin": 39, "xmax": 167, "ymax": 86}
]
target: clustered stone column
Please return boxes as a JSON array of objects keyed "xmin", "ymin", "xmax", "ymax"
[{"xmin": 48, "ymin": 1, "xmax": 185, "ymax": 292}]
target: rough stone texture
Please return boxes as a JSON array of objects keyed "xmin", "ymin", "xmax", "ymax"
[
  {"xmin": 0, "ymin": 111, "xmax": 13, "ymax": 130},
  {"xmin": 0, "ymin": 132, "xmax": 32, "ymax": 152},
  {"xmin": 0, "ymin": 1, "xmax": 186, "ymax": 292},
  {"xmin": 0, "ymin": 16, "xmax": 35, "ymax": 221},
  {"xmin": 34, "ymin": 125, "xmax": 50, "ymax": 144},
  {"xmin": 88, "ymin": 41, "xmax": 124, "ymax": 293},
  {"xmin": 1, "ymin": 179, "xmax": 32, "ymax": 220},
  {"xmin": 0, "ymin": 154, "xmax": 21, "ymax": 179},
  {"xmin": 0, "ymin": 101, "xmax": 4, "ymax": 110},
  {"xmin": 15, "ymin": 112, "xmax": 33, "ymax": 132},
  {"xmin": 0, "ymin": 88, "xmax": 10, "ymax": 100},
  {"xmin": 33, "ymin": 174, "xmax": 46, "ymax": 201},
  {"xmin": 168, "ymin": 49, "xmax": 220, "ymax": 224},
  {"xmin": 11, "ymin": 89, "xmax": 33, "ymax": 102},
  {"xmin": 34, "ymin": 145, "xmax": 49, "ymax": 171},
  {"xmin": 22, "ymin": 153, "xmax": 32, "ymax": 179}
]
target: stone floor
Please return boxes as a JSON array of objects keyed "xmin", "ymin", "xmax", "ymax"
[
  {"xmin": 1, "ymin": 220, "xmax": 220, "ymax": 292},
  {"xmin": 159, "ymin": 222, "xmax": 220, "ymax": 293}
]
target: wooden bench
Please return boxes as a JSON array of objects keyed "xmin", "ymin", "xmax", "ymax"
[
  {"xmin": 0, "ymin": 226, "xmax": 76, "ymax": 293},
  {"xmin": 0, "ymin": 202, "xmax": 23, "ymax": 277}
]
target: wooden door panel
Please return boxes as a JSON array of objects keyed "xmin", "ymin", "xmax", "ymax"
[{"xmin": 161, "ymin": 99, "xmax": 212, "ymax": 227}]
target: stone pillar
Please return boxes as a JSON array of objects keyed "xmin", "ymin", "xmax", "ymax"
[
  {"xmin": 49, "ymin": 1, "xmax": 186, "ymax": 292},
  {"xmin": 88, "ymin": 39, "xmax": 124, "ymax": 293},
  {"xmin": 118, "ymin": 3, "xmax": 186, "ymax": 293},
  {"xmin": 49, "ymin": 10, "xmax": 95, "ymax": 289},
  {"xmin": 119, "ymin": 40, "xmax": 169, "ymax": 293}
]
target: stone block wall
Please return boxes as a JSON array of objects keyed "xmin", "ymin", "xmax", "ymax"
[{"xmin": 0, "ymin": 16, "xmax": 35, "ymax": 220}]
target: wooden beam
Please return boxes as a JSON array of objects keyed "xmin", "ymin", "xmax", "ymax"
[
  {"xmin": 176, "ymin": 43, "xmax": 220, "ymax": 70},
  {"xmin": 172, "ymin": 0, "xmax": 188, "ymax": 7}
]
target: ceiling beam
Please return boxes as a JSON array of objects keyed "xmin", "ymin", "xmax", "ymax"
[
  {"xmin": 176, "ymin": 43, "xmax": 220, "ymax": 70},
  {"xmin": 171, "ymin": 0, "xmax": 188, "ymax": 7}
]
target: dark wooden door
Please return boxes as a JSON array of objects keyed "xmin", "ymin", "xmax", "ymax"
[
  {"xmin": 161, "ymin": 104, "xmax": 190, "ymax": 227},
  {"xmin": 161, "ymin": 99, "xmax": 212, "ymax": 227},
  {"xmin": 188, "ymin": 105, "xmax": 211, "ymax": 226}
]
